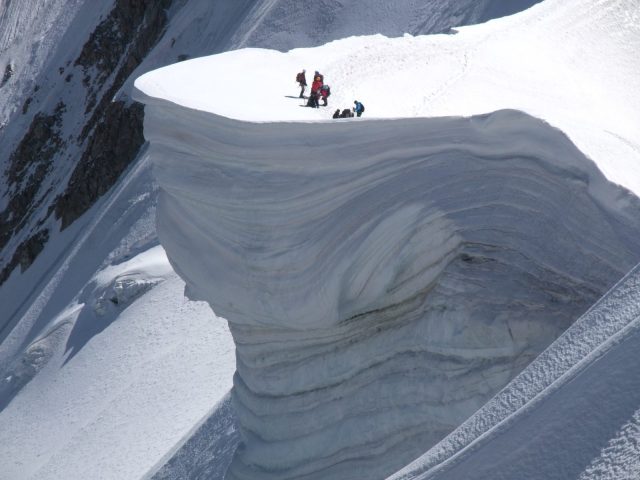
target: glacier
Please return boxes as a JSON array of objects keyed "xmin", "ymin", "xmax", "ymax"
[{"xmin": 135, "ymin": 75, "xmax": 640, "ymax": 478}]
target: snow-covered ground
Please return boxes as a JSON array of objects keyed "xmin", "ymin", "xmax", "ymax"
[
  {"xmin": 133, "ymin": 0, "xmax": 640, "ymax": 478},
  {"xmin": 0, "ymin": 157, "xmax": 236, "ymax": 480}
]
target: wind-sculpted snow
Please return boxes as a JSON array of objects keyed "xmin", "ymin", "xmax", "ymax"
[
  {"xmin": 390, "ymin": 263, "xmax": 640, "ymax": 480},
  {"xmin": 135, "ymin": 80, "xmax": 640, "ymax": 479}
]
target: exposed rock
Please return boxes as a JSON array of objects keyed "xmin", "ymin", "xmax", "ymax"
[
  {"xmin": 0, "ymin": 63, "xmax": 13, "ymax": 88},
  {"xmin": 21, "ymin": 96, "xmax": 32, "ymax": 115},
  {"xmin": 0, "ymin": 102, "xmax": 65, "ymax": 256},
  {"xmin": 74, "ymin": 0, "xmax": 172, "ymax": 115},
  {"xmin": 54, "ymin": 101, "xmax": 144, "ymax": 230},
  {"xmin": 54, "ymin": 0, "xmax": 172, "ymax": 230},
  {"xmin": 0, "ymin": 0, "xmax": 174, "ymax": 284},
  {"xmin": 0, "ymin": 229, "xmax": 49, "ymax": 284}
]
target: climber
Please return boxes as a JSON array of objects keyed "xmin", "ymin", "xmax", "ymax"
[
  {"xmin": 333, "ymin": 109, "xmax": 341, "ymax": 119},
  {"xmin": 306, "ymin": 74, "xmax": 323, "ymax": 108},
  {"xmin": 296, "ymin": 69, "xmax": 307, "ymax": 98},
  {"xmin": 319, "ymin": 84, "xmax": 331, "ymax": 106},
  {"xmin": 311, "ymin": 74, "xmax": 323, "ymax": 96},
  {"xmin": 353, "ymin": 100, "xmax": 365, "ymax": 117}
]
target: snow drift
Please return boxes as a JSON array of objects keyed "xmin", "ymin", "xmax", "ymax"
[{"xmin": 135, "ymin": 79, "xmax": 640, "ymax": 479}]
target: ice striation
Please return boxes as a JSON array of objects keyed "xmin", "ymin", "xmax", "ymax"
[{"xmin": 135, "ymin": 87, "xmax": 640, "ymax": 478}]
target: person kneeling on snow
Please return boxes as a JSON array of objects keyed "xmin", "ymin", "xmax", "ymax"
[
  {"xmin": 333, "ymin": 109, "xmax": 341, "ymax": 119},
  {"xmin": 319, "ymin": 84, "xmax": 331, "ymax": 106},
  {"xmin": 353, "ymin": 100, "xmax": 365, "ymax": 117}
]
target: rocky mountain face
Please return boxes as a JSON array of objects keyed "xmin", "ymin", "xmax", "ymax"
[{"xmin": 0, "ymin": 0, "xmax": 171, "ymax": 286}]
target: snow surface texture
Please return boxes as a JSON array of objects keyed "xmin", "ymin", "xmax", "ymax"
[
  {"xmin": 391, "ymin": 262, "xmax": 640, "ymax": 480},
  {"xmin": 135, "ymin": 88, "xmax": 640, "ymax": 480}
]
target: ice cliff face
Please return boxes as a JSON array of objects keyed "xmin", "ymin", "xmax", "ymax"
[{"xmin": 135, "ymin": 80, "xmax": 640, "ymax": 478}]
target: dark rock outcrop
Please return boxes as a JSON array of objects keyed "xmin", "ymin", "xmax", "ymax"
[
  {"xmin": 0, "ymin": 229, "xmax": 49, "ymax": 284},
  {"xmin": 0, "ymin": 0, "xmax": 172, "ymax": 285},
  {"xmin": 54, "ymin": 0, "xmax": 172, "ymax": 231},
  {"xmin": 55, "ymin": 101, "xmax": 144, "ymax": 229},
  {"xmin": 0, "ymin": 102, "xmax": 65, "ymax": 254},
  {"xmin": 0, "ymin": 63, "xmax": 13, "ymax": 88}
]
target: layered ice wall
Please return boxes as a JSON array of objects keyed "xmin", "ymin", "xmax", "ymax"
[{"xmin": 135, "ymin": 82, "xmax": 640, "ymax": 479}]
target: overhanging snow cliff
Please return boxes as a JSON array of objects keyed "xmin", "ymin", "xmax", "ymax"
[{"xmin": 135, "ymin": 74, "xmax": 640, "ymax": 479}]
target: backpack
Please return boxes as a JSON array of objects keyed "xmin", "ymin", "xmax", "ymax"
[
  {"xmin": 296, "ymin": 72, "xmax": 305, "ymax": 83},
  {"xmin": 321, "ymin": 85, "xmax": 331, "ymax": 96},
  {"xmin": 360, "ymin": 103, "xmax": 365, "ymax": 113}
]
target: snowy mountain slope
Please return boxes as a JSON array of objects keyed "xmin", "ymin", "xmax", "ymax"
[
  {"xmin": 147, "ymin": 395, "xmax": 240, "ymax": 480},
  {"xmin": 390, "ymin": 262, "xmax": 640, "ymax": 480},
  {"xmin": 216, "ymin": 0, "xmax": 544, "ymax": 52},
  {"xmin": 0, "ymin": 0, "xmax": 87, "ymax": 126},
  {"xmin": 0, "ymin": 154, "xmax": 236, "ymax": 480}
]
